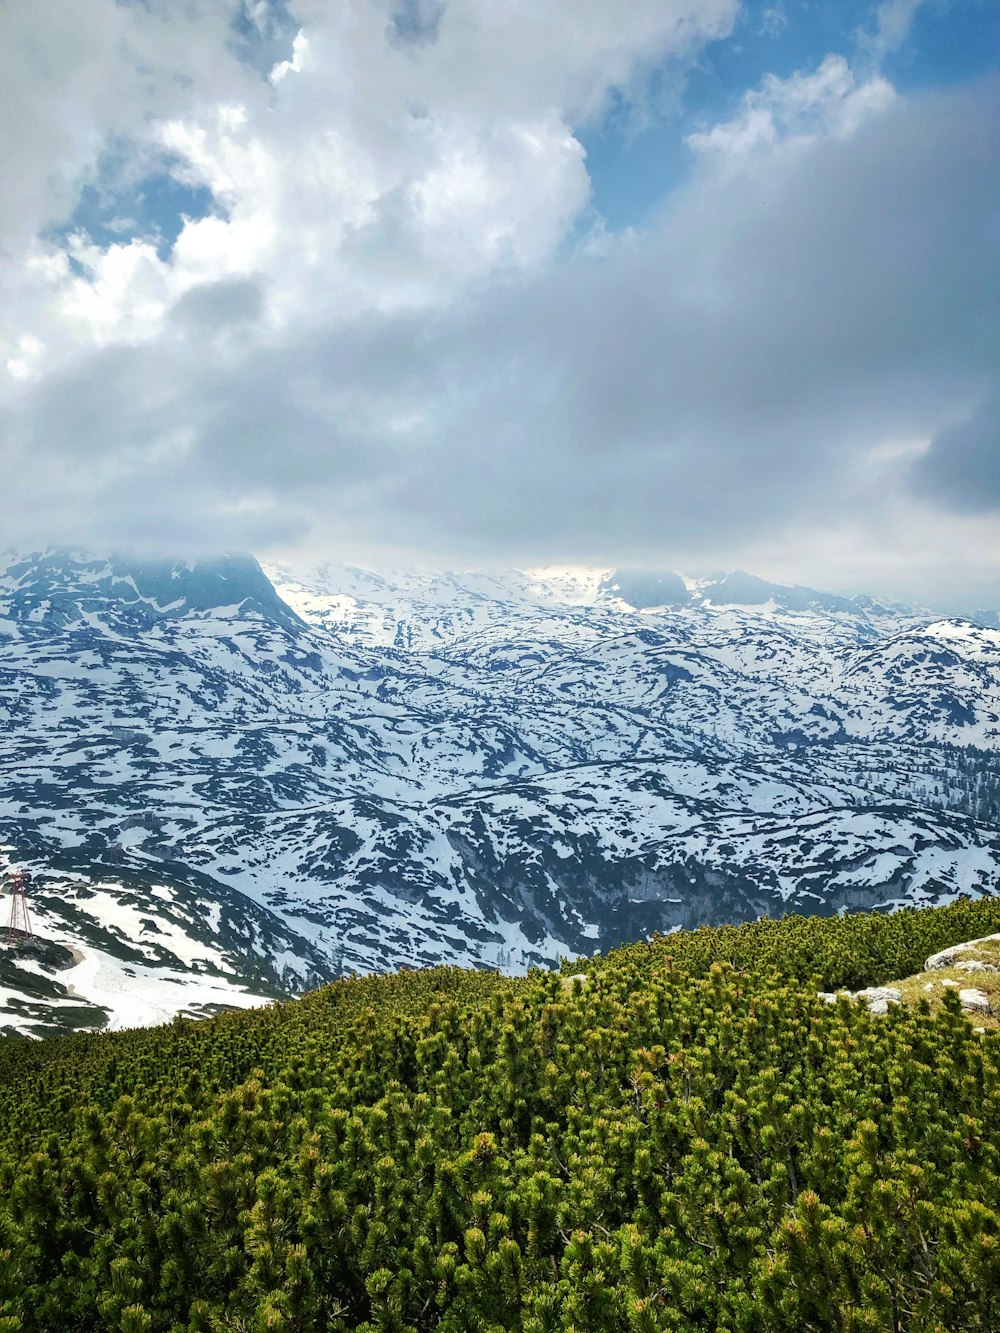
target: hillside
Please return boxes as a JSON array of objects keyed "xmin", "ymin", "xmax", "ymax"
[
  {"xmin": 3, "ymin": 897, "xmax": 1000, "ymax": 1331},
  {"xmin": 2, "ymin": 550, "xmax": 999, "ymax": 1034}
]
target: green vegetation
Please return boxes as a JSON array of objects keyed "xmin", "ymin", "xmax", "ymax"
[{"xmin": 4, "ymin": 898, "xmax": 1000, "ymax": 1331}]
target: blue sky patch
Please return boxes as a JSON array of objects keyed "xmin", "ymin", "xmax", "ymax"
[
  {"xmin": 47, "ymin": 153, "xmax": 223, "ymax": 263},
  {"xmin": 47, "ymin": 1, "xmax": 1000, "ymax": 269},
  {"xmin": 579, "ymin": 0, "xmax": 1000, "ymax": 231},
  {"xmin": 229, "ymin": 0, "xmax": 298, "ymax": 75}
]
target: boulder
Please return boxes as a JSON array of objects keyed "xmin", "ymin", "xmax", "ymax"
[
  {"xmin": 855, "ymin": 986, "xmax": 903, "ymax": 1016},
  {"xmin": 959, "ymin": 988, "xmax": 991, "ymax": 1015}
]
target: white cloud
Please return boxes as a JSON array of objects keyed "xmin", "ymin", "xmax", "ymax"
[
  {"xmin": 687, "ymin": 55, "xmax": 896, "ymax": 157},
  {"xmin": 0, "ymin": 0, "xmax": 742, "ymax": 408},
  {"xmin": 759, "ymin": 6, "xmax": 788, "ymax": 37},
  {"xmin": 0, "ymin": 1, "xmax": 997, "ymax": 610},
  {"xmin": 0, "ymin": 1, "xmax": 255, "ymax": 253},
  {"xmin": 859, "ymin": 0, "xmax": 930, "ymax": 67}
]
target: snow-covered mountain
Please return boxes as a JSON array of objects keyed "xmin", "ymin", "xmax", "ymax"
[{"xmin": 1, "ymin": 549, "xmax": 998, "ymax": 1035}]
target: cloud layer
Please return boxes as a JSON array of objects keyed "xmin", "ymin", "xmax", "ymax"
[{"xmin": 2, "ymin": 1, "xmax": 998, "ymax": 608}]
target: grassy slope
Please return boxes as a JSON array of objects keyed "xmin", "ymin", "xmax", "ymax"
[{"xmin": 887, "ymin": 932, "xmax": 1000, "ymax": 1032}]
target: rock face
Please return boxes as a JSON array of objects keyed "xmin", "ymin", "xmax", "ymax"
[
  {"xmin": 1, "ymin": 549, "xmax": 1000, "ymax": 1034},
  {"xmin": 0, "ymin": 550, "xmax": 302, "ymax": 629}
]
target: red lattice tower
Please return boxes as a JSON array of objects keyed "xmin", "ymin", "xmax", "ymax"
[{"xmin": 6, "ymin": 869, "xmax": 33, "ymax": 942}]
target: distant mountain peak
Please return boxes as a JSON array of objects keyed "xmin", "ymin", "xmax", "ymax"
[
  {"xmin": 593, "ymin": 565, "xmax": 916, "ymax": 621},
  {"xmin": 0, "ymin": 549, "xmax": 303, "ymax": 628},
  {"xmin": 598, "ymin": 569, "xmax": 690, "ymax": 609}
]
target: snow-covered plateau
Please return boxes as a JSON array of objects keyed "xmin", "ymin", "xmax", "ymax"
[{"xmin": 1, "ymin": 549, "xmax": 998, "ymax": 1036}]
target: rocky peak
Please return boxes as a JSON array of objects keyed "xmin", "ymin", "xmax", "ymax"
[{"xmin": 0, "ymin": 549, "xmax": 303, "ymax": 628}]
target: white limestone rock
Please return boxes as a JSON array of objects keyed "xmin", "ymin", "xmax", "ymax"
[
  {"xmin": 856, "ymin": 986, "xmax": 903, "ymax": 1015},
  {"xmin": 819, "ymin": 986, "xmax": 903, "ymax": 1014},
  {"xmin": 959, "ymin": 988, "xmax": 991, "ymax": 1015},
  {"xmin": 925, "ymin": 935, "xmax": 1000, "ymax": 971}
]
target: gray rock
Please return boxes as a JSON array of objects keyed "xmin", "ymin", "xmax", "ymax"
[
  {"xmin": 817, "ymin": 986, "xmax": 902, "ymax": 1014},
  {"xmin": 925, "ymin": 934, "xmax": 1000, "ymax": 971},
  {"xmin": 959, "ymin": 988, "xmax": 991, "ymax": 1015},
  {"xmin": 856, "ymin": 986, "xmax": 903, "ymax": 1015}
]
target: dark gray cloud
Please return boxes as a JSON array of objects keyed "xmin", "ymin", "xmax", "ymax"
[
  {"xmin": 169, "ymin": 277, "xmax": 264, "ymax": 331},
  {"xmin": 912, "ymin": 392, "xmax": 1000, "ymax": 511},
  {"xmin": 388, "ymin": 0, "xmax": 447, "ymax": 48},
  {"xmin": 354, "ymin": 77, "xmax": 1000, "ymax": 554}
]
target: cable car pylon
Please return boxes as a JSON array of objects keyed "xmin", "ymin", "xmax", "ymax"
[{"xmin": 5, "ymin": 869, "xmax": 33, "ymax": 943}]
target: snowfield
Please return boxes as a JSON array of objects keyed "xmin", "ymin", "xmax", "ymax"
[{"xmin": 1, "ymin": 550, "xmax": 998, "ymax": 1034}]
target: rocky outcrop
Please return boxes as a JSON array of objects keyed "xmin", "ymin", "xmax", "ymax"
[
  {"xmin": 818, "ymin": 986, "xmax": 903, "ymax": 1015},
  {"xmin": 925, "ymin": 934, "xmax": 1000, "ymax": 970}
]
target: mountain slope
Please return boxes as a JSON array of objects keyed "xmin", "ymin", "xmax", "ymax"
[{"xmin": 1, "ymin": 550, "xmax": 998, "ymax": 1033}]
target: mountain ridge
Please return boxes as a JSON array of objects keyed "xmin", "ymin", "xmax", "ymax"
[{"xmin": 0, "ymin": 548, "xmax": 304, "ymax": 628}]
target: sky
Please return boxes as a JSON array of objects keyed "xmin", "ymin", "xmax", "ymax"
[{"xmin": 1, "ymin": 0, "xmax": 998, "ymax": 609}]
